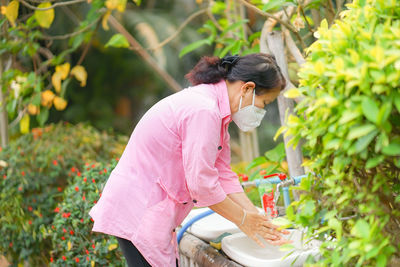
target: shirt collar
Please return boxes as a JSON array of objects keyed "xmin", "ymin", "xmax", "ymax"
[{"xmin": 213, "ymin": 79, "xmax": 231, "ymax": 120}]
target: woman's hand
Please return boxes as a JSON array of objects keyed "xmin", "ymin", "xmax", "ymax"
[{"xmin": 238, "ymin": 210, "xmax": 292, "ymax": 247}]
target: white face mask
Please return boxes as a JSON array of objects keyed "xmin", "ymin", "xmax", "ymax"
[{"xmin": 232, "ymin": 89, "xmax": 266, "ymax": 132}]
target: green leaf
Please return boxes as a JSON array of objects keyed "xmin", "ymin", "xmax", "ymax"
[
  {"xmin": 273, "ymin": 126, "xmax": 286, "ymax": 141},
  {"xmin": 284, "ymin": 88, "xmax": 301, "ymax": 99},
  {"xmin": 219, "ymin": 40, "xmax": 239, "ymax": 58},
  {"xmin": 347, "ymin": 124, "xmax": 376, "ymax": 140},
  {"xmin": 279, "ymin": 243, "xmax": 295, "ymax": 251},
  {"xmin": 36, "ymin": 108, "xmax": 49, "ymax": 126},
  {"xmin": 394, "ymin": 93, "xmax": 400, "ymax": 113},
  {"xmin": 32, "ymin": 93, "xmax": 41, "ymax": 106},
  {"xmin": 264, "ymin": 142, "xmax": 286, "ymax": 162},
  {"xmin": 286, "ymin": 205, "xmax": 295, "ymax": 220},
  {"xmin": 262, "ymin": 0, "xmax": 286, "ymax": 12},
  {"xmin": 376, "ymin": 254, "xmax": 387, "ymax": 267},
  {"xmin": 221, "ymin": 19, "xmax": 249, "ymax": 37},
  {"xmin": 351, "ymin": 219, "xmax": 370, "ymax": 239},
  {"xmin": 338, "ymin": 110, "xmax": 361, "ymax": 124},
  {"xmin": 271, "ymin": 217, "xmax": 293, "ymax": 229},
  {"xmin": 328, "ymin": 218, "xmax": 342, "ymax": 240},
  {"xmin": 6, "ymin": 99, "xmax": 17, "ymax": 115},
  {"xmin": 263, "ymin": 164, "xmax": 278, "ymax": 175},
  {"xmin": 179, "ymin": 39, "xmax": 210, "ymax": 58},
  {"xmin": 105, "ymin": 34, "xmax": 130, "ymax": 48},
  {"xmin": 382, "ymin": 142, "xmax": 400, "ymax": 156},
  {"xmin": 302, "ymin": 200, "xmax": 315, "ymax": 217},
  {"xmin": 365, "ymin": 155, "xmax": 384, "ymax": 169},
  {"xmin": 376, "ymin": 102, "xmax": 392, "ymax": 125},
  {"xmin": 245, "ymin": 156, "xmax": 267, "ymax": 171},
  {"xmin": 211, "ymin": 1, "xmax": 226, "ymax": 14},
  {"xmin": 353, "ymin": 129, "xmax": 378, "ymax": 153},
  {"xmin": 132, "ymin": 0, "xmax": 141, "ymax": 5},
  {"xmin": 361, "ymin": 98, "xmax": 379, "ymax": 123}
]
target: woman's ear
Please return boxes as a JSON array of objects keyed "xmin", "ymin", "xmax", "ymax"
[{"xmin": 240, "ymin": 81, "xmax": 256, "ymax": 96}]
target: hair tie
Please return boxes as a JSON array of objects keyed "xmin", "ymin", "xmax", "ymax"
[{"xmin": 220, "ymin": 54, "xmax": 240, "ymax": 69}]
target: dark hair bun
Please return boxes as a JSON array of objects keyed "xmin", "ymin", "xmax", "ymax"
[
  {"xmin": 185, "ymin": 53, "xmax": 286, "ymax": 93},
  {"xmin": 185, "ymin": 56, "xmax": 228, "ymax": 85}
]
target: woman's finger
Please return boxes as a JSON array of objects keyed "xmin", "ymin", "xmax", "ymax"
[
  {"xmin": 263, "ymin": 221, "xmax": 291, "ymax": 235},
  {"xmin": 250, "ymin": 234, "xmax": 265, "ymax": 248},
  {"xmin": 259, "ymin": 231, "xmax": 279, "ymax": 241},
  {"xmin": 260, "ymin": 225, "xmax": 280, "ymax": 238}
]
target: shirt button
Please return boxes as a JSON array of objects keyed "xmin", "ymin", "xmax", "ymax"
[
  {"xmin": 193, "ymin": 199, "xmax": 197, "ymax": 203},
  {"xmin": 218, "ymin": 146, "xmax": 222, "ymax": 150}
]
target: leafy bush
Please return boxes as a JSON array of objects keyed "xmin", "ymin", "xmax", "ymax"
[
  {"xmin": 47, "ymin": 158, "xmax": 125, "ymax": 266},
  {"xmin": 278, "ymin": 0, "xmax": 400, "ymax": 265},
  {"xmin": 0, "ymin": 122, "xmax": 126, "ymax": 266},
  {"xmin": 232, "ymin": 143, "xmax": 289, "ymax": 208}
]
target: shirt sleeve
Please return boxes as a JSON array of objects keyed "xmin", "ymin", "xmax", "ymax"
[
  {"xmin": 215, "ymin": 127, "xmax": 244, "ymax": 195},
  {"xmin": 180, "ymin": 108, "xmax": 227, "ymax": 207}
]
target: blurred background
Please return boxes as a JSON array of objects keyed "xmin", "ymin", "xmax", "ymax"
[{"xmin": 42, "ymin": 0, "xmax": 283, "ymax": 163}]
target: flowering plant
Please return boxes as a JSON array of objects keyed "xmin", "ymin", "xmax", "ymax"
[
  {"xmin": 0, "ymin": 122, "xmax": 125, "ymax": 265},
  {"xmin": 47, "ymin": 158, "xmax": 125, "ymax": 266}
]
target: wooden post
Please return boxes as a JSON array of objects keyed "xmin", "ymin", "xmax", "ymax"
[
  {"xmin": 263, "ymin": 31, "xmax": 305, "ymax": 185},
  {"xmin": 238, "ymin": 130, "xmax": 260, "ymax": 162}
]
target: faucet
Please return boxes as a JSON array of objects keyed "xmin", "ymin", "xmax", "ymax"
[{"xmin": 241, "ymin": 173, "xmax": 307, "ymax": 208}]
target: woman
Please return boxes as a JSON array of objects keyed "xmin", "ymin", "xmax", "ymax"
[{"xmin": 89, "ymin": 53, "xmax": 291, "ymax": 267}]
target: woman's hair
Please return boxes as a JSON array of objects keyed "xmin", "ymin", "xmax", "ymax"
[{"xmin": 185, "ymin": 53, "xmax": 286, "ymax": 95}]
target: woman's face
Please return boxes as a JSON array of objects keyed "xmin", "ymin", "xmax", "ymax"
[{"xmin": 231, "ymin": 81, "xmax": 281, "ymax": 113}]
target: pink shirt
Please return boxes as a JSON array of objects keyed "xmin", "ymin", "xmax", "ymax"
[{"xmin": 89, "ymin": 79, "xmax": 244, "ymax": 266}]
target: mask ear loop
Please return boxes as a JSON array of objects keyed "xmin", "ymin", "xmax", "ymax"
[
  {"xmin": 238, "ymin": 95, "xmax": 243, "ymax": 111},
  {"xmin": 251, "ymin": 89, "xmax": 256, "ymax": 106}
]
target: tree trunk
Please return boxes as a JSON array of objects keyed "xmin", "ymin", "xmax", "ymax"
[{"xmin": 263, "ymin": 31, "xmax": 305, "ymax": 196}]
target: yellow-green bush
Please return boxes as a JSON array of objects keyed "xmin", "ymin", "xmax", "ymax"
[{"xmin": 279, "ymin": 0, "xmax": 400, "ymax": 266}]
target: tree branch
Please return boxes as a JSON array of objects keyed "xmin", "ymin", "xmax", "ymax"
[
  {"xmin": 206, "ymin": 0, "xmax": 223, "ymax": 31},
  {"xmin": 8, "ymin": 105, "xmax": 26, "ymax": 129},
  {"xmin": 77, "ymin": 20, "xmax": 101, "ymax": 65},
  {"xmin": 108, "ymin": 15, "xmax": 182, "ymax": 92},
  {"xmin": 148, "ymin": 8, "xmax": 208, "ymax": 51},
  {"xmin": 284, "ymin": 29, "xmax": 306, "ymax": 66},
  {"xmin": 18, "ymin": 0, "xmax": 87, "ymax": 11},
  {"xmin": 236, "ymin": 0, "xmax": 298, "ymax": 34},
  {"xmin": 298, "ymin": 0, "xmax": 314, "ymax": 33},
  {"xmin": 40, "ymin": 17, "xmax": 100, "ymax": 40}
]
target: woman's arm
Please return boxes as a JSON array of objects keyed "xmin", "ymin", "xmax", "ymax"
[
  {"xmin": 209, "ymin": 196, "xmax": 291, "ymax": 247},
  {"xmin": 227, "ymin": 191, "xmax": 259, "ymax": 213}
]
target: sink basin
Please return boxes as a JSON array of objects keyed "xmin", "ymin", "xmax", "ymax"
[
  {"xmin": 180, "ymin": 207, "xmax": 240, "ymax": 242},
  {"xmin": 221, "ymin": 229, "xmax": 321, "ymax": 267}
]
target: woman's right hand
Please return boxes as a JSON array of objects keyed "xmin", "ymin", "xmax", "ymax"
[{"xmin": 238, "ymin": 210, "xmax": 292, "ymax": 247}]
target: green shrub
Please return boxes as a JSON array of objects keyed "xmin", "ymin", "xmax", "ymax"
[
  {"xmin": 47, "ymin": 159, "xmax": 125, "ymax": 266},
  {"xmin": 232, "ymin": 143, "xmax": 289, "ymax": 208},
  {"xmin": 0, "ymin": 122, "xmax": 126, "ymax": 266},
  {"xmin": 278, "ymin": 0, "xmax": 400, "ymax": 266}
]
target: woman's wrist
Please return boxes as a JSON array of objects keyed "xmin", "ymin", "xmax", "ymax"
[{"xmin": 240, "ymin": 209, "xmax": 247, "ymax": 226}]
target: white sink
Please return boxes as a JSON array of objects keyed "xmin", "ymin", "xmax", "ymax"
[
  {"xmin": 180, "ymin": 207, "xmax": 240, "ymax": 242},
  {"xmin": 221, "ymin": 229, "xmax": 321, "ymax": 267}
]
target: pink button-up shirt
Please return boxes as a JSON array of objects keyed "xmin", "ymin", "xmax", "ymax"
[{"xmin": 89, "ymin": 79, "xmax": 244, "ymax": 266}]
